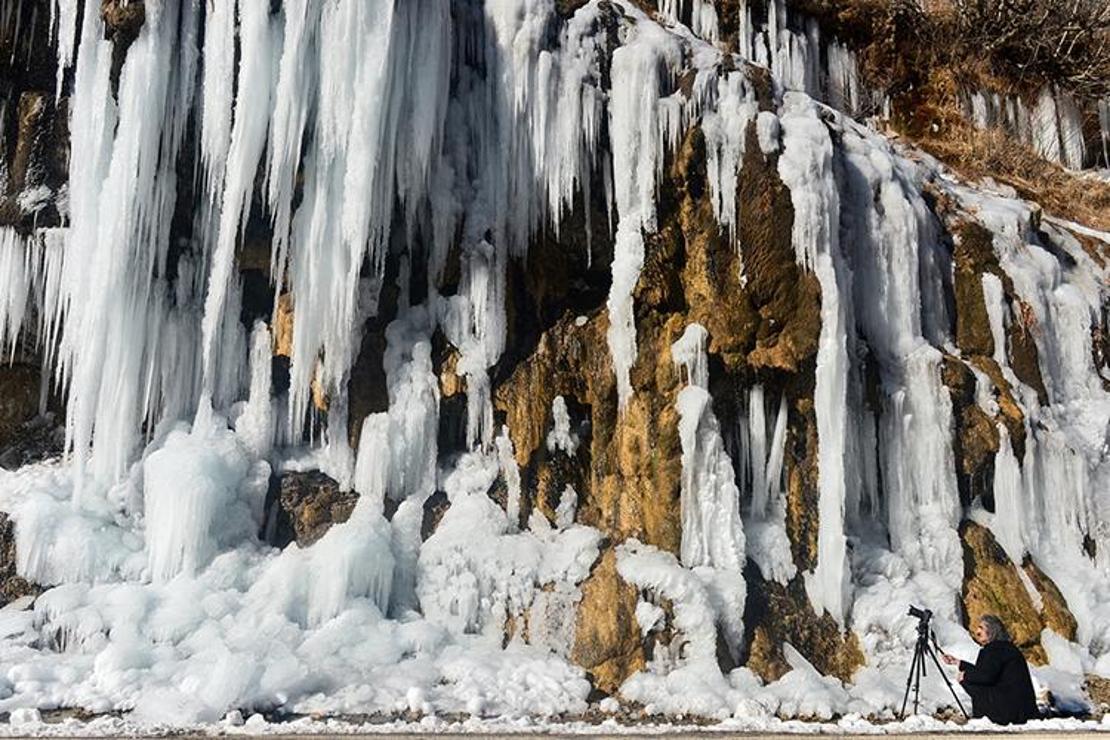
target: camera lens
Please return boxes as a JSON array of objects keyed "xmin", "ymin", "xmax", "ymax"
[{"xmin": 908, "ymin": 605, "xmax": 931, "ymax": 620}]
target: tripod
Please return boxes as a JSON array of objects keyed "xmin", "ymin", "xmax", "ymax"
[{"xmin": 899, "ymin": 614, "xmax": 970, "ymax": 720}]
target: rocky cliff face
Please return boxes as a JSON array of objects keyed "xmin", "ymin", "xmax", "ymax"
[{"xmin": 0, "ymin": 0, "xmax": 1107, "ymax": 723}]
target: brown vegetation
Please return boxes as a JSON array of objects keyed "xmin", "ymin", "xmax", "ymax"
[
  {"xmin": 791, "ymin": 0, "xmax": 1110, "ymax": 99},
  {"xmin": 783, "ymin": 0, "xmax": 1110, "ymax": 231},
  {"xmin": 913, "ymin": 118, "xmax": 1110, "ymax": 232},
  {"xmin": 947, "ymin": 0, "xmax": 1110, "ymax": 98}
]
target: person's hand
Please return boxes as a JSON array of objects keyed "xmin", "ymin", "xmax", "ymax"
[
  {"xmin": 941, "ymin": 652, "xmax": 958, "ymax": 665},
  {"xmin": 957, "ymin": 670, "xmax": 964, "ymax": 683}
]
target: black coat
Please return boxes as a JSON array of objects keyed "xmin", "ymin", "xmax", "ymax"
[{"xmin": 959, "ymin": 640, "xmax": 1038, "ymax": 724}]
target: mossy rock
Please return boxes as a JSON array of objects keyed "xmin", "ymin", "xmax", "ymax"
[
  {"xmin": 571, "ymin": 547, "xmax": 645, "ymax": 695},
  {"xmin": 742, "ymin": 561, "xmax": 865, "ymax": 683},
  {"xmin": 960, "ymin": 521, "xmax": 1050, "ymax": 664}
]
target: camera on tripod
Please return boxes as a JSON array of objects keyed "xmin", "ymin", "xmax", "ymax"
[{"xmin": 900, "ymin": 604, "xmax": 968, "ymax": 720}]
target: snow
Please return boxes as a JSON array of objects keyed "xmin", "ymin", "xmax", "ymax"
[
  {"xmin": 143, "ymin": 421, "xmax": 257, "ymax": 583},
  {"xmin": 777, "ymin": 93, "xmax": 851, "ymax": 625},
  {"xmin": 0, "ymin": 0, "xmax": 1107, "ymax": 730},
  {"xmin": 545, "ymin": 396, "xmax": 579, "ymax": 456}
]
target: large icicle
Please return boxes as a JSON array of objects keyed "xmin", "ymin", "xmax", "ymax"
[
  {"xmin": 55, "ymin": 0, "xmax": 201, "ymax": 500},
  {"xmin": 776, "ymin": 93, "xmax": 850, "ymax": 624},
  {"xmin": 670, "ymin": 324, "xmax": 745, "ymax": 652},
  {"xmin": 198, "ymin": 0, "xmax": 274, "ymax": 403},
  {"xmin": 606, "ymin": 18, "xmax": 682, "ymax": 408},
  {"xmin": 840, "ymin": 120, "xmax": 962, "ymax": 582},
  {"xmin": 284, "ymin": 0, "xmax": 452, "ymax": 434}
]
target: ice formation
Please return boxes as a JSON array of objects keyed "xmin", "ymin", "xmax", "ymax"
[
  {"xmin": 0, "ymin": 0, "xmax": 1107, "ymax": 727},
  {"xmin": 777, "ymin": 92, "xmax": 851, "ymax": 624},
  {"xmin": 965, "ymin": 85, "xmax": 1101, "ymax": 171}
]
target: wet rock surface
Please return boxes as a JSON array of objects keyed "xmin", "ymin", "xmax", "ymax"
[
  {"xmin": 0, "ymin": 512, "xmax": 40, "ymax": 607},
  {"xmin": 266, "ymin": 471, "xmax": 359, "ymax": 548},
  {"xmin": 959, "ymin": 521, "xmax": 1078, "ymax": 665},
  {"xmin": 0, "ymin": 365, "xmax": 42, "ymax": 454},
  {"xmin": 742, "ymin": 561, "xmax": 865, "ymax": 682}
]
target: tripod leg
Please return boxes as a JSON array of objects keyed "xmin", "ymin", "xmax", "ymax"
[
  {"xmin": 913, "ymin": 644, "xmax": 923, "ymax": 714},
  {"xmin": 899, "ymin": 644, "xmax": 921, "ymax": 720},
  {"xmin": 925, "ymin": 644, "xmax": 970, "ymax": 719}
]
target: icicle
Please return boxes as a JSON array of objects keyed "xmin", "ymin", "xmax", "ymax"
[
  {"xmin": 658, "ymin": 0, "xmax": 719, "ymax": 43},
  {"xmin": 671, "ymin": 324, "xmax": 746, "ymax": 573},
  {"xmin": 546, "ymin": 396, "xmax": 579, "ymax": 455},
  {"xmin": 1099, "ymin": 98, "xmax": 1110, "ymax": 168},
  {"xmin": 701, "ymin": 72, "xmax": 758, "ymax": 245},
  {"xmin": 50, "ymin": 0, "xmax": 79, "ymax": 100},
  {"xmin": 198, "ymin": 0, "xmax": 235, "ymax": 196},
  {"xmin": 747, "ymin": 385, "xmax": 768, "ymax": 516},
  {"xmin": 57, "ymin": 0, "xmax": 201, "ymax": 501},
  {"xmin": 764, "ymin": 394, "xmax": 788, "ymax": 511},
  {"xmin": 1032, "ymin": 86, "xmax": 1062, "ymax": 164},
  {"xmin": 606, "ymin": 21, "xmax": 683, "ymax": 409},
  {"xmin": 1056, "ymin": 91, "xmax": 1085, "ymax": 170},
  {"xmin": 826, "ymin": 43, "xmax": 861, "ymax": 116},
  {"xmin": 737, "ymin": 0, "xmax": 753, "ymax": 62},
  {"xmin": 777, "ymin": 93, "xmax": 850, "ymax": 624},
  {"xmin": 0, "ymin": 228, "xmax": 32, "ymax": 360},
  {"xmin": 969, "ymin": 91, "xmax": 990, "ymax": 130},
  {"xmin": 199, "ymin": 0, "xmax": 275, "ymax": 402},
  {"xmin": 495, "ymin": 425, "xmax": 523, "ymax": 534},
  {"xmin": 265, "ymin": 0, "xmax": 319, "ymax": 288},
  {"xmin": 990, "ymin": 424, "xmax": 1026, "ymax": 565},
  {"xmin": 671, "ymin": 323, "xmax": 709, "ymax": 389},
  {"xmin": 234, "ymin": 321, "xmax": 274, "ymax": 458}
]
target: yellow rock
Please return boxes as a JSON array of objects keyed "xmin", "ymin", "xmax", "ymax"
[{"xmin": 570, "ymin": 549, "xmax": 645, "ymax": 695}]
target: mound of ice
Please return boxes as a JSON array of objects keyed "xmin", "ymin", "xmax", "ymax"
[{"xmin": 144, "ymin": 422, "xmax": 261, "ymax": 582}]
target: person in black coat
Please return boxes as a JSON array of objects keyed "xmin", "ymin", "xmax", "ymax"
[{"xmin": 941, "ymin": 615, "xmax": 1039, "ymax": 724}]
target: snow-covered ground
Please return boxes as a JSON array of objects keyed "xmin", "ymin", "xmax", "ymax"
[
  {"xmin": 0, "ymin": 0, "xmax": 1108, "ymax": 733},
  {"xmin": 1, "ymin": 709, "xmax": 1110, "ymax": 737}
]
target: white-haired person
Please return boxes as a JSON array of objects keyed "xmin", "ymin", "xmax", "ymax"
[{"xmin": 941, "ymin": 614, "xmax": 1038, "ymax": 724}]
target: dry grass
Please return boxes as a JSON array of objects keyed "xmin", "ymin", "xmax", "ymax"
[
  {"xmin": 914, "ymin": 120, "xmax": 1110, "ymax": 233},
  {"xmin": 788, "ymin": 0, "xmax": 1110, "ymax": 100}
]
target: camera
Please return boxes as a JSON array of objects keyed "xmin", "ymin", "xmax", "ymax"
[{"xmin": 908, "ymin": 605, "xmax": 932, "ymax": 622}]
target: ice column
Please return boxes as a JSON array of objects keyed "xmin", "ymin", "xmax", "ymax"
[
  {"xmin": 54, "ymin": 0, "xmax": 202, "ymax": 500},
  {"xmin": 671, "ymin": 324, "xmax": 746, "ymax": 573},
  {"xmin": 777, "ymin": 93, "xmax": 850, "ymax": 623},
  {"xmin": 496, "ymin": 426, "xmax": 523, "ymax": 534},
  {"xmin": 234, "ymin": 322, "xmax": 274, "ymax": 459},
  {"xmin": 307, "ymin": 413, "xmax": 394, "ymax": 623},
  {"xmin": 606, "ymin": 21, "xmax": 682, "ymax": 408},
  {"xmin": 546, "ymin": 396, "xmax": 579, "ymax": 455},
  {"xmin": 840, "ymin": 122, "xmax": 961, "ymax": 581}
]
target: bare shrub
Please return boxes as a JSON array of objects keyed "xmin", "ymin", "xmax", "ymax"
[{"xmin": 946, "ymin": 0, "xmax": 1110, "ymax": 97}]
